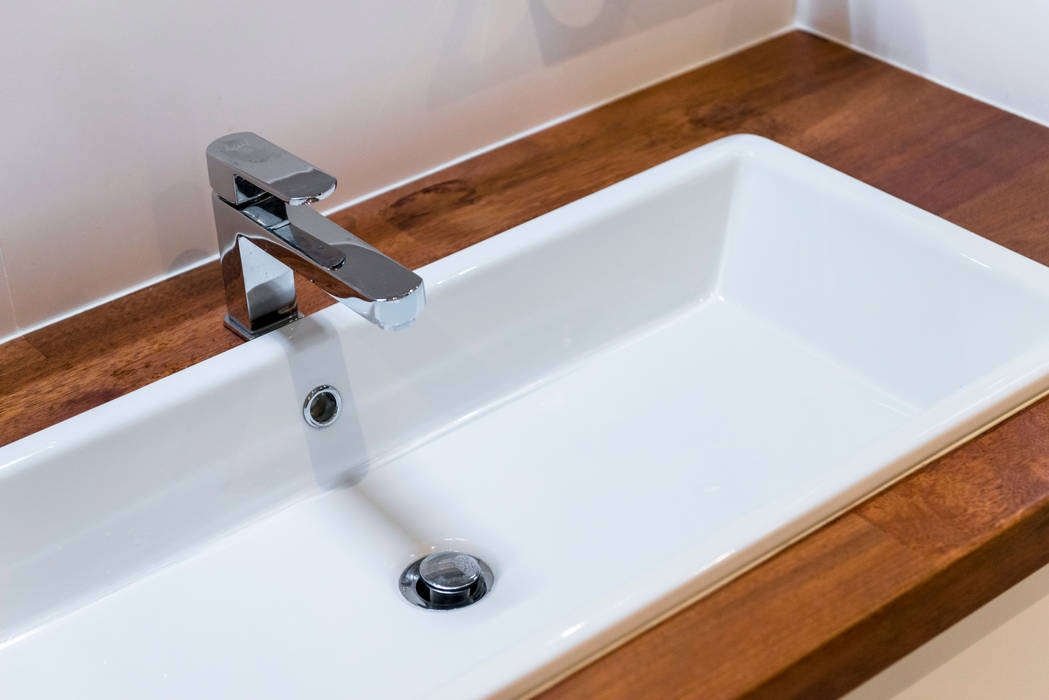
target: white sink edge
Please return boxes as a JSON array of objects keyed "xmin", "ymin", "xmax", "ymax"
[{"xmin": 4, "ymin": 135, "xmax": 1049, "ymax": 698}]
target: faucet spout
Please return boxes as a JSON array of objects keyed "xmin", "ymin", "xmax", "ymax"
[{"xmin": 206, "ymin": 132, "xmax": 425, "ymax": 339}]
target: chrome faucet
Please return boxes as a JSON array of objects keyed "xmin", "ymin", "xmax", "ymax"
[{"xmin": 206, "ymin": 132, "xmax": 425, "ymax": 339}]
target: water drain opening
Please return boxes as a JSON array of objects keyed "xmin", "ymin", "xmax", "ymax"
[{"xmin": 400, "ymin": 551, "xmax": 494, "ymax": 610}]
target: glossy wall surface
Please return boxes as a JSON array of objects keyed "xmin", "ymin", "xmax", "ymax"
[
  {"xmin": 798, "ymin": 0, "xmax": 1049, "ymax": 127},
  {"xmin": 0, "ymin": 0, "xmax": 793, "ymax": 340}
]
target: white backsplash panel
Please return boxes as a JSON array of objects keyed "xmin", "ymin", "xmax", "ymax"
[
  {"xmin": 0, "ymin": 247, "xmax": 16, "ymax": 340},
  {"xmin": 0, "ymin": 0, "xmax": 794, "ymax": 340}
]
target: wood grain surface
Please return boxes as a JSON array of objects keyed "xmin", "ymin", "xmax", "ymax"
[{"xmin": 4, "ymin": 31, "xmax": 1049, "ymax": 698}]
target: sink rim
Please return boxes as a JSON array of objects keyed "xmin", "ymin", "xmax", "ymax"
[{"xmin": 5, "ymin": 134, "xmax": 1049, "ymax": 698}]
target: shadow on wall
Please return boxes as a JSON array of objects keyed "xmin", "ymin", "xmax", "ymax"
[
  {"xmin": 151, "ymin": 179, "xmax": 214, "ymax": 274},
  {"xmin": 427, "ymin": 0, "xmax": 723, "ymax": 108},
  {"xmin": 801, "ymin": 0, "xmax": 927, "ymax": 74},
  {"xmin": 531, "ymin": 0, "xmax": 718, "ymax": 63}
]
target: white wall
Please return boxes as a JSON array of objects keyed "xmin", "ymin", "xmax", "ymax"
[
  {"xmin": 0, "ymin": 0, "xmax": 795, "ymax": 341},
  {"xmin": 797, "ymin": 1, "xmax": 1049, "ymax": 127}
]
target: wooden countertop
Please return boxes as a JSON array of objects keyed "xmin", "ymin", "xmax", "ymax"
[{"xmin": 4, "ymin": 31, "xmax": 1049, "ymax": 698}]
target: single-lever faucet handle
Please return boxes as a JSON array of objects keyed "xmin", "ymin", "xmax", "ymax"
[
  {"xmin": 206, "ymin": 132, "xmax": 338, "ymax": 206},
  {"xmin": 208, "ymin": 131, "xmax": 424, "ymax": 339}
]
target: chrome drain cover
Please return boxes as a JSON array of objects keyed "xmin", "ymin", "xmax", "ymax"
[{"xmin": 399, "ymin": 551, "xmax": 493, "ymax": 610}]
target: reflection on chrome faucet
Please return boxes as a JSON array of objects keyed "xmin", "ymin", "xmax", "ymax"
[{"xmin": 206, "ymin": 132, "xmax": 425, "ymax": 339}]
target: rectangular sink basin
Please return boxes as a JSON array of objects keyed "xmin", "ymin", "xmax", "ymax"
[{"xmin": 4, "ymin": 135, "xmax": 1049, "ymax": 698}]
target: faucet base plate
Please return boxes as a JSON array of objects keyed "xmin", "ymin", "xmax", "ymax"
[{"xmin": 223, "ymin": 312, "xmax": 302, "ymax": 341}]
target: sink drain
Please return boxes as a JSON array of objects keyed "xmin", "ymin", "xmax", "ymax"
[{"xmin": 399, "ymin": 551, "xmax": 493, "ymax": 610}]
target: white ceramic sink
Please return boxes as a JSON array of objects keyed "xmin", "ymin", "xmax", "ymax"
[{"xmin": 4, "ymin": 135, "xmax": 1049, "ymax": 698}]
